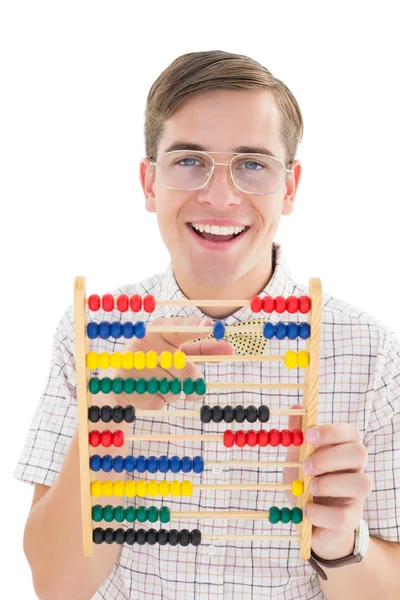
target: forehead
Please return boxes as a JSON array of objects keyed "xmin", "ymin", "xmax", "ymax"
[{"xmin": 158, "ymin": 89, "xmax": 283, "ymax": 159}]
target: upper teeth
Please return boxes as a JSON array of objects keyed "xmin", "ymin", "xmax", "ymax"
[{"xmin": 191, "ymin": 223, "xmax": 246, "ymax": 235}]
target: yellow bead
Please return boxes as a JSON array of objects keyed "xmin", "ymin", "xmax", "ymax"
[
  {"xmin": 121, "ymin": 351, "xmax": 134, "ymax": 369},
  {"xmin": 136, "ymin": 479, "xmax": 147, "ymax": 497},
  {"xmin": 134, "ymin": 351, "xmax": 146, "ymax": 370},
  {"xmin": 160, "ymin": 351, "xmax": 172, "ymax": 369},
  {"xmin": 146, "ymin": 350, "xmax": 158, "ymax": 369},
  {"xmin": 98, "ymin": 352, "xmax": 110, "ymax": 369},
  {"xmin": 103, "ymin": 480, "xmax": 114, "ymax": 496},
  {"xmin": 298, "ymin": 350, "xmax": 309, "ymax": 368},
  {"xmin": 173, "ymin": 351, "xmax": 186, "ymax": 370},
  {"xmin": 113, "ymin": 480, "xmax": 125, "ymax": 497},
  {"xmin": 159, "ymin": 480, "xmax": 170, "ymax": 497},
  {"xmin": 181, "ymin": 480, "xmax": 193, "ymax": 497},
  {"xmin": 292, "ymin": 479, "xmax": 304, "ymax": 497},
  {"xmin": 91, "ymin": 480, "xmax": 102, "ymax": 497},
  {"xmin": 110, "ymin": 352, "xmax": 122, "ymax": 369},
  {"xmin": 147, "ymin": 480, "xmax": 159, "ymax": 498},
  {"xmin": 86, "ymin": 352, "xmax": 98, "ymax": 370},
  {"xmin": 125, "ymin": 480, "xmax": 136, "ymax": 497},
  {"xmin": 170, "ymin": 480, "xmax": 181, "ymax": 497},
  {"xmin": 284, "ymin": 350, "xmax": 298, "ymax": 369}
]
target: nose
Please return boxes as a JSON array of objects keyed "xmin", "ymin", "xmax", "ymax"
[{"xmin": 196, "ymin": 163, "xmax": 242, "ymax": 209}]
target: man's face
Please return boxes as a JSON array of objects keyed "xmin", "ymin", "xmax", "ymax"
[{"xmin": 140, "ymin": 89, "xmax": 301, "ymax": 289}]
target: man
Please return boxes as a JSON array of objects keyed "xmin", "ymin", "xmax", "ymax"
[{"xmin": 15, "ymin": 50, "xmax": 400, "ymax": 599}]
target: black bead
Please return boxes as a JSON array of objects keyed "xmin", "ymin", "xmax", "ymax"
[
  {"xmin": 88, "ymin": 406, "xmax": 101, "ymax": 423},
  {"xmin": 200, "ymin": 405, "xmax": 212, "ymax": 423},
  {"xmin": 234, "ymin": 405, "xmax": 246, "ymax": 423},
  {"xmin": 125, "ymin": 529, "xmax": 136, "ymax": 545},
  {"xmin": 246, "ymin": 405, "xmax": 258, "ymax": 423},
  {"xmin": 157, "ymin": 529, "xmax": 169, "ymax": 545},
  {"xmin": 136, "ymin": 529, "xmax": 147, "ymax": 545},
  {"xmin": 123, "ymin": 405, "xmax": 136, "ymax": 423},
  {"xmin": 258, "ymin": 405, "xmax": 270, "ymax": 423},
  {"xmin": 104, "ymin": 528, "xmax": 115, "ymax": 544},
  {"xmin": 100, "ymin": 405, "xmax": 113, "ymax": 423},
  {"xmin": 223, "ymin": 405, "xmax": 235, "ymax": 423},
  {"xmin": 168, "ymin": 529, "xmax": 180, "ymax": 546},
  {"xmin": 179, "ymin": 529, "xmax": 191, "ymax": 546},
  {"xmin": 112, "ymin": 405, "xmax": 124, "ymax": 423},
  {"xmin": 114, "ymin": 528, "xmax": 126, "ymax": 544},
  {"xmin": 191, "ymin": 529, "xmax": 202, "ymax": 546},
  {"xmin": 211, "ymin": 405, "xmax": 224, "ymax": 423},
  {"xmin": 93, "ymin": 527, "xmax": 104, "ymax": 544},
  {"xmin": 147, "ymin": 528, "xmax": 158, "ymax": 545}
]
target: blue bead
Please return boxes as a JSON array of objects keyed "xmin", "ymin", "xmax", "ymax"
[
  {"xmin": 124, "ymin": 456, "xmax": 136, "ymax": 472},
  {"xmin": 263, "ymin": 322, "xmax": 275, "ymax": 339},
  {"xmin": 275, "ymin": 322, "xmax": 288, "ymax": 340},
  {"xmin": 159, "ymin": 455, "xmax": 170, "ymax": 473},
  {"xmin": 98, "ymin": 321, "xmax": 111, "ymax": 340},
  {"xmin": 147, "ymin": 456, "xmax": 159, "ymax": 473},
  {"xmin": 299, "ymin": 322, "xmax": 311, "ymax": 339},
  {"xmin": 287, "ymin": 322, "xmax": 299, "ymax": 340},
  {"xmin": 113, "ymin": 456, "xmax": 125, "ymax": 473},
  {"xmin": 193, "ymin": 456, "xmax": 204, "ymax": 473},
  {"xmin": 101, "ymin": 455, "xmax": 113, "ymax": 472},
  {"xmin": 181, "ymin": 457, "xmax": 193, "ymax": 473},
  {"xmin": 87, "ymin": 322, "xmax": 99, "ymax": 339},
  {"xmin": 90, "ymin": 455, "xmax": 102, "ymax": 471},
  {"xmin": 134, "ymin": 321, "xmax": 146, "ymax": 339},
  {"xmin": 136, "ymin": 455, "xmax": 147, "ymax": 473},
  {"xmin": 170, "ymin": 456, "xmax": 181, "ymax": 473},
  {"xmin": 110, "ymin": 321, "xmax": 122, "ymax": 339},
  {"xmin": 213, "ymin": 321, "xmax": 225, "ymax": 340},
  {"xmin": 122, "ymin": 321, "xmax": 135, "ymax": 339}
]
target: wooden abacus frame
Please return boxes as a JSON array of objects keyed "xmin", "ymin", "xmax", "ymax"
[{"xmin": 74, "ymin": 277, "xmax": 322, "ymax": 559}]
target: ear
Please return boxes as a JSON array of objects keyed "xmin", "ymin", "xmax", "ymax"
[
  {"xmin": 139, "ymin": 157, "xmax": 156, "ymax": 213},
  {"xmin": 282, "ymin": 160, "xmax": 301, "ymax": 217}
]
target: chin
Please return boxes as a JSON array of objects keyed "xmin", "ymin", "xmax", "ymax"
[{"xmin": 182, "ymin": 260, "xmax": 244, "ymax": 289}]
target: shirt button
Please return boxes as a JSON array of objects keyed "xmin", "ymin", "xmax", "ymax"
[
  {"xmin": 207, "ymin": 544, "xmax": 217, "ymax": 556},
  {"xmin": 212, "ymin": 466, "xmax": 222, "ymax": 475}
]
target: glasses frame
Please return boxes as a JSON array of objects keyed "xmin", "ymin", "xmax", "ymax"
[{"xmin": 149, "ymin": 150, "xmax": 293, "ymax": 195}]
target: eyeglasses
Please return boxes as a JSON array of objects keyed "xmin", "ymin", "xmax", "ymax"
[{"xmin": 150, "ymin": 150, "xmax": 293, "ymax": 195}]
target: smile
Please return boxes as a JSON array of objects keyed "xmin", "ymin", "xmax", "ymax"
[{"xmin": 186, "ymin": 222, "xmax": 250, "ymax": 249}]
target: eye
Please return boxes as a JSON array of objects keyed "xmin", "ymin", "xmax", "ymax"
[
  {"xmin": 176, "ymin": 157, "xmax": 203, "ymax": 167},
  {"xmin": 239, "ymin": 160, "xmax": 264, "ymax": 170}
]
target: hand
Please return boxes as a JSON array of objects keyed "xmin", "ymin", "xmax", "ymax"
[{"xmin": 283, "ymin": 404, "xmax": 373, "ymax": 560}]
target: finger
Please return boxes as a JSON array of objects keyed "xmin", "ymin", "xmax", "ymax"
[
  {"xmin": 283, "ymin": 404, "xmax": 303, "ymax": 506},
  {"xmin": 302, "ymin": 442, "xmax": 368, "ymax": 476},
  {"xmin": 310, "ymin": 472, "xmax": 373, "ymax": 499},
  {"xmin": 305, "ymin": 423, "xmax": 361, "ymax": 447},
  {"xmin": 305, "ymin": 499, "xmax": 362, "ymax": 532},
  {"xmin": 182, "ymin": 338, "xmax": 236, "ymax": 356}
]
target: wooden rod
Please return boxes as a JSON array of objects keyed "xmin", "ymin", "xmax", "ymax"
[
  {"xmin": 146, "ymin": 325, "xmax": 299, "ymax": 335},
  {"xmin": 171, "ymin": 510, "xmax": 273, "ymax": 520},
  {"xmin": 205, "ymin": 461, "xmax": 302, "ymax": 468},
  {"xmin": 195, "ymin": 483, "xmax": 292, "ymax": 492},
  {"xmin": 125, "ymin": 434, "xmax": 222, "ymax": 442},
  {"xmin": 190, "ymin": 354, "xmax": 284, "ymax": 363},
  {"xmin": 134, "ymin": 408, "xmax": 307, "ymax": 418},
  {"xmin": 207, "ymin": 382, "xmax": 307, "ymax": 390},
  {"xmin": 201, "ymin": 533, "xmax": 301, "ymax": 541}
]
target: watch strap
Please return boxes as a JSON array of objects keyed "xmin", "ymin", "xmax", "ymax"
[{"xmin": 308, "ymin": 548, "xmax": 362, "ymax": 581}]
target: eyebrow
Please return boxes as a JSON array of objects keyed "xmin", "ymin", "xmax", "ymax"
[{"xmin": 163, "ymin": 141, "xmax": 279, "ymax": 160}]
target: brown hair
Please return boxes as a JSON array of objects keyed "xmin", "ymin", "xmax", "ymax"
[{"xmin": 144, "ymin": 50, "xmax": 304, "ymax": 167}]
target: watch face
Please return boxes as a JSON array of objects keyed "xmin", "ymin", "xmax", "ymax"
[{"xmin": 358, "ymin": 520, "xmax": 370, "ymax": 556}]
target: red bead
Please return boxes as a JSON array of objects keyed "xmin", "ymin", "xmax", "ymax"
[
  {"xmin": 286, "ymin": 296, "xmax": 299, "ymax": 313},
  {"xmin": 101, "ymin": 430, "xmax": 113, "ymax": 447},
  {"xmin": 274, "ymin": 296, "xmax": 287, "ymax": 314},
  {"xmin": 299, "ymin": 295, "xmax": 311, "ymax": 313},
  {"xmin": 246, "ymin": 430, "xmax": 258, "ymax": 447},
  {"xmin": 89, "ymin": 430, "xmax": 101, "ymax": 447},
  {"xmin": 269, "ymin": 429, "xmax": 281, "ymax": 446},
  {"xmin": 250, "ymin": 295, "xmax": 263, "ymax": 313},
  {"xmin": 263, "ymin": 296, "xmax": 275, "ymax": 313},
  {"xmin": 102, "ymin": 294, "xmax": 114, "ymax": 312},
  {"xmin": 280, "ymin": 429, "xmax": 293, "ymax": 447},
  {"xmin": 143, "ymin": 294, "xmax": 156, "ymax": 313},
  {"xmin": 258, "ymin": 429, "xmax": 269, "ymax": 447},
  {"xmin": 112, "ymin": 430, "xmax": 124, "ymax": 447},
  {"xmin": 130, "ymin": 294, "xmax": 142, "ymax": 312},
  {"xmin": 235, "ymin": 430, "xmax": 246, "ymax": 448},
  {"xmin": 223, "ymin": 430, "xmax": 235, "ymax": 448},
  {"xmin": 88, "ymin": 294, "xmax": 101, "ymax": 311},
  {"xmin": 117, "ymin": 294, "xmax": 129, "ymax": 312},
  {"xmin": 292, "ymin": 428, "xmax": 304, "ymax": 446}
]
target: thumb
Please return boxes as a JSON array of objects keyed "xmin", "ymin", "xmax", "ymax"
[
  {"xmin": 182, "ymin": 316, "xmax": 236, "ymax": 356},
  {"xmin": 282, "ymin": 403, "xmax": 303, "ymax": 507}
]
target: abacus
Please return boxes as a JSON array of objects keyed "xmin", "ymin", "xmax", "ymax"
[{"xmin": 74, "ymin": 277, "xmax": 322, "ymax": 560}]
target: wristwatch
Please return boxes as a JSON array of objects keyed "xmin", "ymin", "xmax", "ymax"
[{"xmin": 307, "ymin": 519, "xmax": 370, "ymax": 581}]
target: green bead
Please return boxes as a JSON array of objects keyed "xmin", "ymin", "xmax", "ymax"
[
  {"xmin": 100, "ymin": 377, "xmax": 112, "ymax": 394},
  {"xmin": 136, "ymin": 378, "xmax": 147, "ymax": 395},
  {"xmin": 89, "ymin": 378, "xmax": 100, "ymax": 394},
  {"xmin": 280, "ymin": 507, "xmax": 291, "ymax": 524},
  {"xmin": 291, "ymin": 507, "xmax": 303, "ymax": 524},
  {"xmin": 125, "ymin": 506, "xmax": 136, "ymax": 522},
  {"xmin": 124, "ymin": 377, "xmax": 135, "ymax": 394},
  {"xmin": 114, "ymin": 506, "xmax": 125, "ymax": 522},
  {"xmin": 136, "ymin": 506, "xmax": 148, "ymax": 522},
  {"xmin": 158, "ymin": 377, "xmax": 170, "ymax": 394},
  {"xmin": 269, "ymin": 506, "xmax": 281, "ymax": 524},
  {"xmin": 103, "ymin": 505, "xmax": 115, "ymax": 522},
  {"xmin": 112, "ymin": 377, "xmax": 124, "ymax": 394},
  {"xmin": 170, "ymin": 378, "xmax": 182, "ymax": 395},
  {"xmin": 159, "ymin": 506, "xmax": 171, "ymax": 523},
  {"xmin": 183, "ymin": 378, "xmax": 195, "ymax": 395},
  {"xmin": 92, "ymin": 504, "xmax": 103, "ymax": 522},
  {"xmin": 147, "ymin": 377, "xmax": 159, "ymax": 394},
  {"xmin": 147, "ymin": 506, "xmax": 159, "ymax": 523},
  {"xmin": 194, "ymin": 378, "xmax": 206, "ymax": 396}
]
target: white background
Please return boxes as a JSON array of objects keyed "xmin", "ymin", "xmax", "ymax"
[{"xmin": 1, "ymin": 1, "xmax": 399, "ymax": 597}]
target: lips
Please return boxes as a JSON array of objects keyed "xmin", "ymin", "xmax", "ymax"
[{"xmin": 186, "ymin": 223, "xmax": 249, "ymax": 250}]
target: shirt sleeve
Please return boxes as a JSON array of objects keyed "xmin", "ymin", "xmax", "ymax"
[
  {"xmin": 13, "ymin": 305, "xmax": 78, "ymax": 487},
  {"xmin": 363, "ymin": 330, "xmax": 400, "ymax": 542}
]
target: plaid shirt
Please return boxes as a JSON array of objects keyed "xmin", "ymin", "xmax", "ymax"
[{"xmin": 14, "ymin": 242, "xmax": 400, "ymax": 600}]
